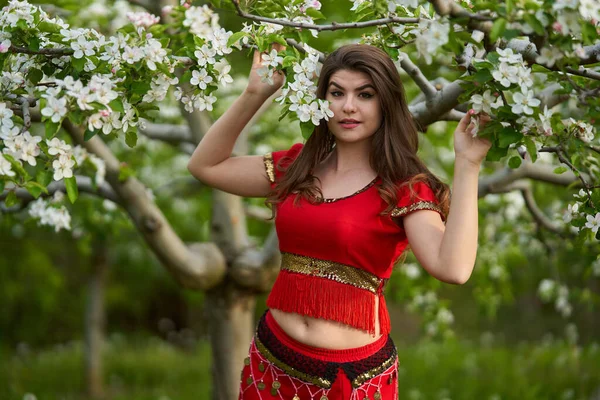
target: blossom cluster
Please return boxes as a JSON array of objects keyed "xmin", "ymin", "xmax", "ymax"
[
  {"xmin": 275, "ymin": 46, "xmax": 334, "ymax": 128},
  {"xmin": 28, "ymin": 193, "xmax": 72, "ymax": 232},
  {"xmin": 538, "ymin": 279, "xmax": 572, "ymax": 318},
  {"xmin": 563, "ymin": 189, "xmax": 600, "ymax": 235}
]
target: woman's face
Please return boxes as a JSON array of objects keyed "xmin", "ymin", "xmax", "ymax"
[{"xmin": 325, "ymin": 69, "xmax": 382, "ymax": 144}]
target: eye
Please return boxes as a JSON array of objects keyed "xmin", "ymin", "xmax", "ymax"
[
  {"xmin": 329, "ymin": 91, "xmax": 343, "ymax": 97},
  {"xmin": 360, "ymin": 92, "xmax": 374, "ymax": 99}
]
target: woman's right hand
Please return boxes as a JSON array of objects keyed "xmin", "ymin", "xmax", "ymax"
[{"xmin": 245, "ymin": 43, "xmax": 286, "ymax": 99}]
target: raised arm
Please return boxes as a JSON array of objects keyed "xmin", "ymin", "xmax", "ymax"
[
  {"xmin": 403, "ymin": 111, "xmax": 492, "ymax": 284},
  {"xmin": 187, "ymin": 44, "xmax": 285, "ymax": 198}
]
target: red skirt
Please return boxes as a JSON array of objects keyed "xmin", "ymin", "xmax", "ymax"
[{"xmin": 239, "ymin": 310, "xmax": 398, "ymax": 400}]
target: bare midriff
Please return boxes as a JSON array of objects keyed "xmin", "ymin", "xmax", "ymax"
[{"xmin": 269, "ymin": 296, "xmax": 382, "ymax": 350}]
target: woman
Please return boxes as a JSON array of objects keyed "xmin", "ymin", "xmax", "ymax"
[{"xmin": 188, "ymin": 44, "xmax": 491, "ymax": 399}]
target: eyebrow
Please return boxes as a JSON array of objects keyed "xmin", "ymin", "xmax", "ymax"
[{"xmin": 329, "ymin": 81, "xmax": 375, "ymax": 91}]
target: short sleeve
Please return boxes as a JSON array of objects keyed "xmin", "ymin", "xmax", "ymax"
[
  {"xmin": 263, "ymin": 143, "xmax": 304, "ymax": 187},
  {"xmin": 391, "ymin": 181, "xmax": 445, "ymax": 221}
]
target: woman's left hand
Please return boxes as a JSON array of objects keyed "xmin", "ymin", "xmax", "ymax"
[{"xmin": 454, "ymin": 109, "xmax": 493, "ymax": 166}]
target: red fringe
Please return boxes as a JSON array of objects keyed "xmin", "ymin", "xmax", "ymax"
[
  {"xmin": 378, "ymin": 293, "xmax": 391, "ymax": 335},
  {"xmin": 267, "ymin": 270, "xmax": 377, "ymax": 335}
]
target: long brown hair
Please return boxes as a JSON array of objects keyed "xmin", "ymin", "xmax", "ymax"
[{"xmin": 266, "ymin": 44, "xmax": 450, "ymax": 218}]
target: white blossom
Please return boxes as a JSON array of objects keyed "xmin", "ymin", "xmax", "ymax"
[
  {"xmin": 563, "ymin": 203, "xmax": 580, "ymax": 223},
  {"xmin": 511, "ymin": 89, "xmax": 540, "ymax": 115},
  {"xmin": 194, "ymin": 45, "xmax": 216, "ymax": 67},
  {"xmin": 41, "ymin": 97, "xmax": 68, "ymax": 123},
  {"xmin": 52, "ymin": 153, "xmax": 76, "ymax": 181},
  {"xmin": 214, "ymin": 59, "xmax": 233, "ymax": 86},
  {"xmin": 0, "ymin": 39, "xmax": 11, "ymax": 53},
  {"xmin": 585, "ymin": 213, "xmax": 600, "ymax": 233},
  {"xmin": 402, "ymin": 263, "xmax": 421, "ymax": 279},
  {"xmin": 190, "ymin": 69, "xmax": 213, "ymax": 90},
  {"xmin": 471, "ymin": 90, "xmax": 503, "ymax": 114},
  {"xmin": 538, "ymin": 279, "xmax": 555, "ymax": 302},
  {"xmin": 0, "ymin": 154, "xmax": 15, "ymax": 177},
  {"xmin": 47, "ymin": 138, "xmax": 72, "ymax": 156},
  {"xmin": 126, "ymin": 11, "xmax": 160, "ymax": 28},
  {"xmin": 536, "ymin": 47, "xmax": 562, "ymax": 67},
  {"xmin": 492, "ymin": 63, "xmax": 519, "ymax": 87}
]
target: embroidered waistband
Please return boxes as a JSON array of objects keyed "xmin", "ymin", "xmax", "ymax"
[
  {"xmin": 281, "ymin": 252, "xmax": 384, "ymax": 294},
  {"xmin": 255, "ymin": 311, "xmax": 397, "ymax": 389}
]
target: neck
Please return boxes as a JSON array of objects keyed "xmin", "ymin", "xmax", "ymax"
[{"xmin": 329, "ymin": 138, "xmax": 374, "ymax": 174}]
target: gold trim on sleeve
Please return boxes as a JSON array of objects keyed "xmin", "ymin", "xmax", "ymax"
[
  {"xmin": 390, "ymin": 201, "xmax": 443, "ymax": 218},
  {"xmin": 281, "ymin": 252, "xmax": 383, "ymax": 294},
  {"xmin": 263, "ymin": 153, "xmax": 275, "ymax": 183}
]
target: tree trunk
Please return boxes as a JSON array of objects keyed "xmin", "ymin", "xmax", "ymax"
[
  {"xmin": 85, "ymin": 239, "xmax": 108, "ymax": 399},
  {"xmin": 206, "ymin": 283, "xmax": 256, "ymax": 400}
]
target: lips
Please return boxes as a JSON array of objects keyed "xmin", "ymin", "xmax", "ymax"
[{"xmin": 340, "ymin": 119, "xmax": 360, "ymax": 129}]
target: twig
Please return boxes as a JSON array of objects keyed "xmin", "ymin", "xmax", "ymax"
[
  {"xmin": 231, "ymin": 0, "xmax": 420, "ymax": 31},
  {"xmin": 9, "ymin": 45, "xmax": 74, "ymax": 56},
  {"xmin": 427, "ymin": 0, "xmax": 494, "ymax": 22}
]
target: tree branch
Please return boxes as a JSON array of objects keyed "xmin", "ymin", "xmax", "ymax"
[
  {"xmin": 0, "ymin": 176, "xmax": 121, "ymax": 207},
  {"xmin": 231, "ymin": 227, "xmax": 281, "ymax": 292},
  {"xmin": 62, "ymin": 119, "xmax": 227, "ymax": 290},
  {"xmin": 139, "ymin": 121, "xmax": 194, "ymax": 144},
  {"xmin": 520, "ymin": 185, "xmax": 573, "ymax": 237},
  {"xmin": 478, "ymin": 162, "xmax": 583, "ymax": 198},
  {"xmin": 398, "ymin": 51, "xmax": 437, "ymax": 99},
  {"xmin": 9, "ymin": 45, "xmax": 74, "ymax": 56}
]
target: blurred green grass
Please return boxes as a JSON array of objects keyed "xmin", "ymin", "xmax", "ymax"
[{"xmin": 1, "ymin": 337, "xmax": 599, "ymax": 400}]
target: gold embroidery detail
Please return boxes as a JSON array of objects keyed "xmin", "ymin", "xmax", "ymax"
[
  {"xmin": 374, "ymin": 390, "xmax": 382, "ymax": 400},
  {"xmin": 351, "ymin": 353, "xmax": 397, "ymax": 388},
  {"xmin": 293, "ymin": 395, "xmax": 300, "ymax": 400},
  {"xmin": 258, "ymin": 362, "xmax": 265, "ymax": 372},
  {"xmin": 244, "ymin": 357, "xmax": 250, "ymax": 366},
  {"xmin": 255, "ymin": 336, "xmax": 332, "ymax": 388},
  {"xmin": 320, "ymin": 396, "xmax": 328, "ymax": 400},
  {"xmin": 390, "ymin": 201, "xmax": 442, "ymax": 218},
  {"xmin": 272, "ymin": 381, "xmax": 281, "ymax": 390},
  {"xmin": 263, "ymin": 153, "xmax": 275, "ymax": 183},
  {"xmin": 257, "ymin": 382, "xmax": 266, "ymax": 390},
  {"xmin": 281, "ymin": 252, "xmax": 383, "ymax": 294},
  {"xmin": 319, "ymin": 177, "xmax": 378, "ymax": 203}
]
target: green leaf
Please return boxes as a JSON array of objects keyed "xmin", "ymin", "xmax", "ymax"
[
  {"xmin": 27, "ymin": 68, "xmax": 44, "ymax": 85},
  {"xmin": 24, "ymin": 181, "xmax": 48, "ymax": 199},
  {"xmin": 523, "ymin": 13, "xmax": 545, "ymax": 36},
  {"xmin": 227, "ymin": 31, "xmax": 249, "ymax": 48},
  {"xmin": 5, "ymin": 191, "xmax": 18, "ymax": 207},
  {"xmin": 506, "ymin": 0, "xmax": 514, "ymax": 15},
  {"xmin": 532, "ymin": 64, "xmax": 552, "ymax": 73},
  {"xmin": 306, "ymin": 8, "xmax": 325, "ymax": 20},
  {"xmin": 45, "ymin": 120, "xmax": 61, "ymax": 139},
  {"xmin": 3, "ymin": 154, "xmax": 29, "ymax": 179},
  {"xmin": 36, "ymin": 170, "xmax": 52, "ymax": 187},
  {"xmin": 0, "ymin": 180, "xmax": 4, "ymax": 193},
  {"xmin": 485, "ymin": 145, "xmax": 508, "ymax": 162},
  {"xmin": 523, "ymin": 136, "xmax": 538, "ymax": 163},
  {"xmin": 131, "ymin": 81, "xmax": 151, "ymax": 95},
  {"xmin": 508, "ymin": 156, "xmax": 522, "ymax": 169},
  {"xmin": 72, "ymin": 56, "xmax": 85, "ymax": 72},
  {"xmin": 109, "ymin": 99, "xmax": 124, "ymax": 113},
  {"xmin": 84, "ymin": 129, "xmax": 97, "ymax": 141},
  {"xmin": 498, "ymin": 127, "xmax": 522, "ymax": 148},
  {"xmin": 125, "ymin": 129, "xmax": 137, "ymax": 148},
  {"xmin": 118, "ymin": 164, "xmax": 135, "ymax": 182},
  {"xmin": 65, "ymin": 176, "xmax": 78, "ymax": 203},
  {"xmin": 554, "ymin": 166, "xmax": 568, "ymax": 174},
  {"xmin": 300, "ymin": 121, "xmax": 315, "ymax": 139},
  {"xmin": 38, "ymin": 20, "xmax": 60, "ymax": 33},
  {"xmin": 28, "ymin": 36, "xmax": 41, "ymax": 52},
  {"xmin": 490, "ymin": 18, "xmax": 507, "ymax": 42},
  {"xmin": 473, "ymin": 69, "xmax": 493, "ymax": 83}
]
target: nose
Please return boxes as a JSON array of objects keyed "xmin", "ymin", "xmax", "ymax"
[{"xmin": 342, "ymin": 95, "xmax": 357, "ymax": 114}]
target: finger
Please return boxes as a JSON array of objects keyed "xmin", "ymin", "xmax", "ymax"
[
  {"xmin": 252, "ymin": 49, "xmax": 261, "ymax": 65},
  {"xmin": 457, "ymin": 109, "xmax": 474, "ymax": 132}
]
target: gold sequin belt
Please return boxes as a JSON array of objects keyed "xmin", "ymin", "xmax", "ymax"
[
  {"xmin": 253, "ymin": 312, "xmax": 398, "ymax": 389},
  {"xmin": 280, "ymin": 252, "xmax": 385, "ymax": 294}
]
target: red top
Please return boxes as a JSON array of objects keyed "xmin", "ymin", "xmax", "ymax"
[{"xmin": 263, "ymin": 143, "xmax": 444, "ymax": 335}]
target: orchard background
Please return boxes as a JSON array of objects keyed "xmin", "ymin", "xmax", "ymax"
[{"xmin": 0, "ymin": 0, "xmax": 599, "ymax": 399}]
